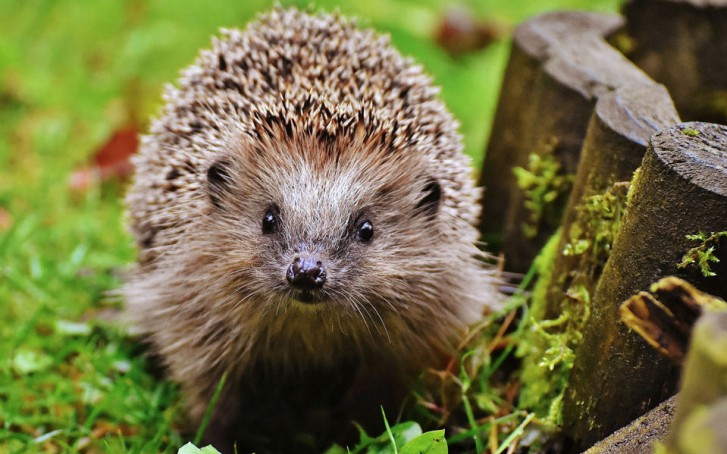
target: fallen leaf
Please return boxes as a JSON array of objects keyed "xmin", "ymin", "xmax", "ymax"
[
  {"xmin": 90, "ymin": 419, "xmax": 139, "ymax": 439},
  {"xmin": 0, "ymin": 207, "xmax": 12, "ymax": 232},
  {"xmin": 435, "ymin": 7, "xmax": 504, "ymax": 57},
  {"xmin": 69, "ymin": 126, "xmax": 138, "ymax": 192}
]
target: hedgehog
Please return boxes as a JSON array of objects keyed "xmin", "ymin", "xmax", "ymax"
[{"xmin": 123, "ymin": 7, "xmax": 501, "ymax": 452}]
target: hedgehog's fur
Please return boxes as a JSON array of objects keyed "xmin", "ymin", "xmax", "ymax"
[{"xmin": 124, "ymin": 7, "xmax": 500, "ymax": 451}]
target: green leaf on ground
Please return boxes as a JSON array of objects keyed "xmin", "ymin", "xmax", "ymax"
[{"xmin": 400, "ymin": 430, "xmax": 447, "ymax": 454}]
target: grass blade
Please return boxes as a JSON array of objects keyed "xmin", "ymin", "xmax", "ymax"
[{"xmin": 193, "ymin": 371, "xmax": 229, "ymax": 445}]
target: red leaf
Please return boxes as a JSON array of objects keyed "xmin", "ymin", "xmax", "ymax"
[
  {"xmin": 92, "ymin": 127, "xmax": 138, "ymax": 173},
  {"xmin": 70, "ymin": 127, "xmax": 138, "ymax": 192},
  {"xmin": 0, "ymin": 207, "xmax": 11, "ymax": 232},
  {"xmin": 435, "ymin": 8, "xmax": 503, "ymax": 57}
]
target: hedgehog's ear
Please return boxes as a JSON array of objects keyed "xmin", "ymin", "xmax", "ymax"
[
  {"xmin": 415, "ymin": 177, "xmax": 441, "ymax": 218},
  {"xmin": 206, "ymin": 158, "xmax": 233, "ymax": 209}
]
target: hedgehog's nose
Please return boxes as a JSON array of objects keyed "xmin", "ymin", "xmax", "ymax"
[{"xmin": 287, "ymin": 257, "xmax": 326, "ymax": 290}]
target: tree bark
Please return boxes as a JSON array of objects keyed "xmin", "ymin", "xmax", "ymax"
[{"xmin": 562, "ymin": 122, "xmax": 727, "ymax": 450}]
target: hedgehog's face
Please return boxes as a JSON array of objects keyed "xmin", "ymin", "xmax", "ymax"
[{"xmin": 203, "ymin": 137, "xmax": 448, "ymax": 326}]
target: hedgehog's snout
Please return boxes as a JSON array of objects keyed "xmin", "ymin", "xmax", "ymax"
[{"xmin": 286, "ymin": 255, "xmax": 327, "ymax": 291}]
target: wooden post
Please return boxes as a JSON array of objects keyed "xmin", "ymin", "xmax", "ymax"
[
  {"xmin": 666, "ymin": 311, "xmax": 727, "ymax": 453},
  {"xmin": 515, "ymin": 85, "xmax": 679, "ymax": 418},
  {"xmin": 622, "ymin": 0, "xmax": 727, "ymax": 123},
  {"xmin": 562, "ymin": 122, "xmax": 727, "ymax": 450},
  {"xmin": 584, "ymin": 395, "xmax": 677, "ymax": 454},
  {"xmin": 478, "ymin": 11, "xmax": 661, "ymax": 272},
  {"xmin": 541, "ymin": 84, "xmax": 679, "ymax": 322}
]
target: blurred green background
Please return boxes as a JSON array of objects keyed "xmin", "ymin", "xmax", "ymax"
[{"xmin": 0, "ymin": 0, "xmax": 619, "ymax": 452}]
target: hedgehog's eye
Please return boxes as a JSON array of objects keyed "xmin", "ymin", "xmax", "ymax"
[
  {"xmin": 356, "ymin": 219, "xmax": 374, "ymax": 243},
  {"xmin": 262, "ymin": 209, "xmax": 278, "ymax": 235}
]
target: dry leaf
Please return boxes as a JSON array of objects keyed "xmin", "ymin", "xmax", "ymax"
[
  {"xmin": 620, "ymin": 276, "xmax": 727, "ymax": 364},
  {"xmin": 0, "ymin": 207, "xmax": 12, "ymax": 232},
  {"xmin": 69, "ymin": 127, "xmax": 138, "ymax": 192},
  {"xmin": 435, "ymin": 7, "xmax": 503, "ymax": 57}
]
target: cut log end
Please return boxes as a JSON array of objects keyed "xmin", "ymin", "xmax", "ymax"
[{"xmin": 650, "ymin": 123, "xmax": 727, "ymax": 197}]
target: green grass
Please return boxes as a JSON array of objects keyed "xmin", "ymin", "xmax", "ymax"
[{"xmin": 0, "ymin": 0, "xmax": 618, "ymax": 452}]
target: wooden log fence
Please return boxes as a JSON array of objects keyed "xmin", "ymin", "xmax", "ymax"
[
  {"xmin": 562, "ymin": 122, "xmax": 727, "ymax": 448},
  {"xmin": 622, "ymin": 0, "xmax": 727, "ymax": 124},
  {"xmin": 478, "ymin": 0, "xmax": 727, "ymax": 450},
  {"xmin": 478, "ymin": 11, "xmax": 650, "ymax": 273}
]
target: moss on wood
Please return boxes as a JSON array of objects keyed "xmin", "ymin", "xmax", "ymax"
[{"xmin": 562, "ymin": 122, "xmax": 727, "ymax": 450}]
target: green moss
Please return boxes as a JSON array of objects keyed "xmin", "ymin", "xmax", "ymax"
[
  {"xmin": 683, "ymin": 127, "xmax": 700, "ymax": 137},
  {"xmin": 517, "ymin": 181, "xmax": 631, "ymax": 424},
  {"xmin": 513, "ymin": 138, "xmax": 573, "ymax": 239},
  {"xmin": 625, "ymin": 166, "xmax": 641, "ymax": 209},
  {"xmin": 518, "ymin": 281, "xmax": 591, "ymax": 423},
  {"xmin": 517, "ymin": 231, "xmax": 576, "ymax": 422},
  {"xmin": 529, "ymin": 230, "xmax": 562, "ymax": 321},
  {"xmin": 562, "ymin": 182, "xmax": 629, "ymax": 266},
  {"xmin": 679, "ymin": 231, "xmax": 727, "ymax": 277}
]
